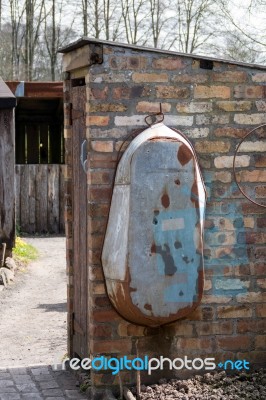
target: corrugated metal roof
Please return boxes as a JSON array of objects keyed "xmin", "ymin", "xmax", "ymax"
[
  {"xmin": 58, "ymin": 37, "xmax": 266, "ymax": 71},
  {"xmin": 0, "ymin": 78, "xmax": 16, "ymax": 109}
]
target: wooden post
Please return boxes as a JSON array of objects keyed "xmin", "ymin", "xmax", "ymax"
[{"xmin": 0, "ymin": 78, "xmax": 16, "ymax": 258}]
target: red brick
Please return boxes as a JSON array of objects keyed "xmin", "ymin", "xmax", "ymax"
[
  {"xmin": 255, "ymin": 186, "xmax": 266, "ymax": 198},
  {"xmin": 109, "ymin": 56, "xmax": 147, "ymax": 70},
  {"xmin": 256, "ymin": 304, "xmax": 266, "ymax": 317},
  {"xmin": 196, "ymin": 321, "xmax": 233, "ymax": 336},
  {"xmin": 252, "ymin": 73, "xmax": 266, "ymax": 82},
  {"xmin": 234, "ymin": 85, "xmax": 265, "ymax": 98},
  {"xmin": 92, "ymin": 309, "xmax": 121, "ymax": 322},
  {"xmin": 195, "ymin": 141, "xmax": 230, "ymax": 153},
  {"xmin": 152, "ymin": 58, "xmax": 185, "ymax": 70},
  {"xmin": 89, "ymin": 171, "xmax": 114, "ymax": 185},
  {"xmin": 256, "ymin": 278, "xmax": 266, "ymax": 289},
  {"xmin": 237, "ymin": 351, "xmax": 266, "ymax": 365},
  {"xmin": 234, "ymin": 114, "xmax": 266, "ymax": 125},
  {"xmin": 194, "ymin": 85, "xmax": 230, "ymax": 99},
  {"xmin": 255, "ymin": 155, "xmax": 266, "ymax": 167},
  {"xmin": 136, "ymin": 101, "xmax": 171, "ymax": 112},
  {"xmin": 89, "ymin": 266, "xmax": 104, "ymax": 281},
  {"xmin": 155, "ymin": 86, "xmax": 190, "ymax": 99},
  {"xmin": 176, "ymin": 338, "xmax": 213, "ymax": 351},
  {"xmin": 213, "ymin": 71, "xmax": 247, "ymax": 83},
  {"xmin": 166, "ymin": 322, "xmax": 194, "ymax": 336},
  {"xmin": 88, "ymin": 249, "xmax": 101, "ymax": 264},
  {"xmin": 241, "ymin": 203, "xmax": 266, "ymax": 214},
  {"xmin": 113, "ymin": 85, "xmax": 146, "ymax": 99},
  {"xmin": 93, "ymin": 296, "xmax": 112, "ymax": 308},
  {"xmin": 251, "ymin": 263, "xmax": 265, "ymax": 276},
  {"xmin": 91, "ymin": 141, "xmax": 113, "ymax": 153},
  {"xmin": 92, "ymin": 282, "xmax": 106, "ymax": 295},
  {"xmin": 236, "ymin": 170, "xmax": 266, "ymax": 182},
  {"xmin": 87, "ymin": 116, "xmax": 110, "ymax": 126},
  {"xmin": 238, "ymin": 232, "xmax": 266, "ymax": 244},
  {"xmin": 237, "ymin": 320, "xmax": 266, "ymax": 334},
  {"xmin": 88, "ymin": 203, "xmax": 110, "ymax": 218},
  {"xmin": 216, "ymin": 101, "xmax": 251, "ymax": 112},
  {"xmin": 254, "ymin": 247, "xmax": 266, "ymax": 260},
  {"xmin": 258, "ymin": 218, "xmax": 266, "ymax": 228},
  {"xmin": 88, "ymin": 234, "xmax": 105, "ymax": 250},
  {"xmin": 89, "ymin": 219, "xmax": 108, "ymax": 236},
  {"xmin": 217, "ymin": 305, "xmax": 252, "ymax": 319},
  {"xmin": 90, "ymin": 324, "xmax": 112, "ymax": 338},
  {"xmin": 89, "ymin": 103, "xmax": 127, "ymax": 112},
  {"xmin": 218, "ymin": 336, "xmax": 250, "ymax": 350},
  {"xmin": 88, "ymin": 153, "xmax": 117, "ymax": 169},
  {"xmin": 236, "ymin": 291, "xmax": 266, "ymax": 303},
  {"xmin": 118, "ymin": 322, "xmax": 146, "ymax": 337},
  {"xmin": 132, "ymin": 72, "xmax": 168, "ymax": 83},
  {"xmin": 173, "ymin": 74, "xmax": 208, "ymax": 83},
  {"xmin": 214, "ymin": 127, "xmax": 249, "ymax": 138},
  {"xmin": 92, "ymin": 339, "xmax": 132, "ymax": 354},
  {"xmin": 89, "ymin": 187, "xmax": 112, "ymax": 203},
  {"xmin": 187, "ymin": 306, "xmax": 214, "ymax": 321},
  {"xmin": 89, "ymin": 87, "xmax": 108, "ymax": 100}
]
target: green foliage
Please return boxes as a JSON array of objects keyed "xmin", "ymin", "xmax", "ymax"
[{"xmin": 13, "ymin": 237, "xmax": 39, "ymax": 264}]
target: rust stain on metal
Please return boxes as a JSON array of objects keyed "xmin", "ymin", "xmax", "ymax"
[
  {"xmin": 102, "ymin": 123, "xmax": 206, "ymax": 327},
  {"xmin": 144, "ymin": 304, "xmax": 152, "ymax": 311},
  {"xmin": 191, "ymin": 180, "xmax": 199, "ymax": 208},
  {"xmin": 161, "ymin": 192, "xmax": 170, "ymax": 208},
  {"xmin": 177, "ymin": 143, "xmax": 193, "ymax": 165}
]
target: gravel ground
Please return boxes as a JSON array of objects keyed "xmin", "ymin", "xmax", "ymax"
[
  {"xmin": 0, "ymin": 236, "xmax": 67, "ymax": 367},
  {"xmin": 135, "ymin": 369, "xmax": 266, "ymax": 400}
]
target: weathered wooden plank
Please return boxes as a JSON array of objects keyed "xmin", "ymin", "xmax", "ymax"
[
  {"xmin": 36, "ymin": 164, "xmax": 48, "ymax": 232},
  {"xmin": 28, "ymin": 165, "xmax": 36, "ymax": 234},
  {"xmin": 72, "ymin": 84, "xmax": 87, "ymax": 359},
  {"xmin": 15, "ymin": 165, "xmax": 21, "ymax": 233},
  {"xmin": 48, "ymin": 164, "xmax": 60, "ymax": 233},
  {"xmin": 15, "ymin": 164, "xmax": 65, "ymax": 234},
  {"xmin": 20, "ymin": 163, "xmax": 30, "ymax": 233},
  {"xmin": 59, "ymin": 165, "xmax": 66, "ymax": 233},
  {"xmin": 0, "ymin": 108, "xmax": 15, "ymax": 252}
]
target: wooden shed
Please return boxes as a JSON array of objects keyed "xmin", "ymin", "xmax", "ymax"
[
  {"xmin": 6, "ymin": 81, "xmax": 65, "ymax": 234},
  {"xmin": 0, "ymin": 78, "xmax": 16, "ymax": 259}
]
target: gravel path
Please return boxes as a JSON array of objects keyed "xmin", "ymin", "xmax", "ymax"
[
  {"xmin": 0, "ymin": 237, "xmax": 88, "ymax": 399},
  {"xmin": 0, "ymin": 237, "xmax": 67, "ymax": 368}
]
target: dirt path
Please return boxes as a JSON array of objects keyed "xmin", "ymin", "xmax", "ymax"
[{"xmin": 0, "ymin": 237, "xmax": 67, "ymax": 368}]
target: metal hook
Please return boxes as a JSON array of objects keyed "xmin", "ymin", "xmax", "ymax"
[{"xmin": 145, "ymin": 103, "xmax": 164, "ymax": 127}]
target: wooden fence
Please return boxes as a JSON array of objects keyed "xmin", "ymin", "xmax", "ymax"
[{"xmin": 15, "ymin": 165, "xmax": 66, "ymax": 234}]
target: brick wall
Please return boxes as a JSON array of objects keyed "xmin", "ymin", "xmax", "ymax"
[{"xmin": 62, "ymin": 41, "xmax": 266, "ymax": 391}]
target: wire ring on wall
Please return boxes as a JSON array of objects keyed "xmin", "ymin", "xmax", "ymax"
[{"xmin": 233, "ymin": 123, "xmax": 266, "ymax": 208}]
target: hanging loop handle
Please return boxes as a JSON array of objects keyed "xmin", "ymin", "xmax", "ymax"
[
  {"xmin": 145, "ymin": 103, "xmax": 164, "ymax": 127},
  {"xmin": 233, "ymin": 123, "xmax": 266, "ymax": 208}
]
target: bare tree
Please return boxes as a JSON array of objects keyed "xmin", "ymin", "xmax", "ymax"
[
  {"xmin": 43, "ymin": 0, "xmax": 76, "ymax": 80},
  {"xmin": 81, "ymin": 0, "xmax": 88, "ymax": 36},
  {"xmin": 24, "ymin": 0, "xmax": 45, "ymax": 80},
  {"xmin": 10, "ymin": 0, "xmax": 26, "ymax": 79},
  {"xmin": 167, "ymin": 0, "xmax": 219, "ymax": 53},
  {"xmin": 121, "ymin": 0, "xmax": 149, "ymax": 45}
]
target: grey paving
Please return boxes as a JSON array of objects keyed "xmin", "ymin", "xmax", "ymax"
[{"xmin": 0, "ymin": 366, "xmax": 87, "ymax": 399}]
